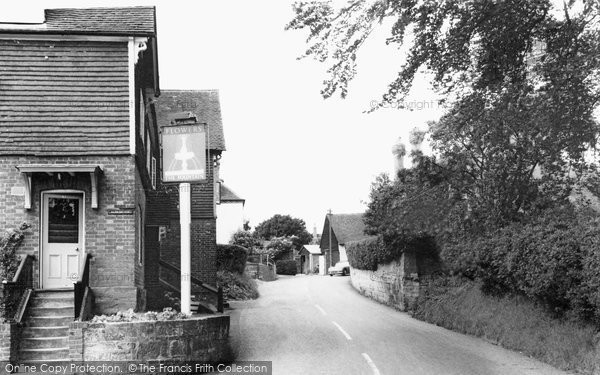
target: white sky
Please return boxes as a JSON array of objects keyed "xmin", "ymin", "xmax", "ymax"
[{"xmin": 1, "ymin": 1, "xmax": 443, "ymax": 233}]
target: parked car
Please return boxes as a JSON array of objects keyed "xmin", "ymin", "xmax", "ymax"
[{"xmin": 328, "ymin": 261, "xmax": 350, "ymax": 276}]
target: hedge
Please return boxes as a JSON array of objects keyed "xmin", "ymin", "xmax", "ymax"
[
  {"xmin": 275, "ymin": 260, "xmax": 297, "ymax": 275},
  {"xmin": 442, "ymin": 206, "xmax": 600, "ymax": 323},
  {"xmin": 346, "ymin": 234, "xmax": 438, "ymax": 271},
  {"xmin": 216, "ymin": 244, "xmax": 248, "ymax": 274}
]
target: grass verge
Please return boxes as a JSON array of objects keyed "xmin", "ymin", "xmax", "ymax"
[{"xmin": 413, "ymin": 276, "xmax": 600, "ymax": 374}]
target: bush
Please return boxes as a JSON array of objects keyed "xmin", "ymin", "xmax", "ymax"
[
  {"xmin": 346, "ymin": 236, "xmax": 382, "ymax": 270},
  {"xmin": 347, "ymin": 234, "xmax": 439, "ymax": 271},
  {"xmin": 442, "ymin": 205, "xmax": 600, "ymax": 323},
  {"xmin": 216, "ymin": 244, "xmax": 248, "ymax": 274},
  {"xmin": 0, "ymin": 222, "xmax": 30, "ymax": 281},
  {"xmin": 275, "ymin": 260, "xmax": 297, "ymax": 275},
  {"xmin": 217, "ymin": 270, "xmax": 259, "ymax": 300},
  {"xmin": 91, "ymin": 308, "xmax": 189, "ymax": 323}
]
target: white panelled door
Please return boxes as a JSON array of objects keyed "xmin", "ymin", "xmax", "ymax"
[{"xmin": 42, "ymin": 193, "xmax": 83, "ymax": 289}]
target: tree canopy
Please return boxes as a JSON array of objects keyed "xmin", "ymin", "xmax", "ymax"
[
  {"xmin": 254, "ymin": 214, "xmax": 313, "ymax": 245},
  {"xmin": 290, "ymin": 0, "xmax": 600, "ymax": 227}
]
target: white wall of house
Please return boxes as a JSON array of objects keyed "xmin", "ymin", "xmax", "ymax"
[
  {"xmin": 216, "ymin": 201, "xmax": 244, "ymax": 244},
  {"xmin": 339, "ymin": 245, "xmax": 348, "ymax": 262}
]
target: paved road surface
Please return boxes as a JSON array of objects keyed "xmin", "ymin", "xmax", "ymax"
[{"xmin": 228, "ymin": 275, "xmax": 567, "ymax": 375}]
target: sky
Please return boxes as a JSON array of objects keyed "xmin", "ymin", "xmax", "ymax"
[{"xmin": 1, "ymin": 1, "xmax": 444, "ymax": 233}]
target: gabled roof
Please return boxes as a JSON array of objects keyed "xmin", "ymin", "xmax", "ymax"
[
  {"xmin": 0, "ymin": 7, "xmax": 156, "ymax": 36},
  {"xmin": 328, "ymin": 213, "xmax": 368, "ymax": 244},
  {"xmin": 155, "ymin": 90, "xmax": 226, "ymax": 151},
  {"xmin": 220, "ymin": 184, "xmax": 245, "ymax": 203},
  {"xmin": 301, "ymin": 245, "xmax": 322, "ymax": 255}
]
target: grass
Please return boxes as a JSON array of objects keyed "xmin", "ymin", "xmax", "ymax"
[{"xmin": 413, "ymin": 276, "xmax": 600, "ymax": 374}]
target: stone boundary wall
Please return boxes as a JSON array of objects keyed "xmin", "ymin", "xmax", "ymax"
[
  {"xmin": 69, "ymin": 315, "xmax": 230, "ymax": 362},
  {"xmin": 350, "ymin": 252, "xmax": 420, "ymax": 311}
]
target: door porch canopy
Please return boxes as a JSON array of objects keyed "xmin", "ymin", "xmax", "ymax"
[{"xmin": 15, "ymin": 164, "xmax": 103, "ymax": 210}]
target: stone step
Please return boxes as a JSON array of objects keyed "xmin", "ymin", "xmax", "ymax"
[
  {"xmin": 28, "ymin": 306, "xmax": 73, "ymax": 317},
  {"xmin": 18, "ymin": 347, "xmax": 70, "ymax": 361},
  {"xmin": 26, "ymin": 316, "xmax": 73, "ymax": 328},
  {"xmin": 21, "ymin": 326, "xmax": 69, "ymax": 338},
  {"xmin": 20, "ymin": 336, "xmax": 69, "ymax": 350},
  {"xmin": 30, "ymin": 297, "xmax": 74, "ymax": 308}
]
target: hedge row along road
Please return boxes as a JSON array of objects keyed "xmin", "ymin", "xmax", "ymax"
[{"xmin": 224, "ymin": 275, "xmax": 566, "ymax": 375}]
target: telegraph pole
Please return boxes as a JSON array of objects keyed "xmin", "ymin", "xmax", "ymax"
[{"xmin": 327, "ymin": 209, "xmax": 332, "ymax": 270}]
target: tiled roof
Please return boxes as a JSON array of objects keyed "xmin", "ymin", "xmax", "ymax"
[
  {"xmin": 220, "ymin": 184, "xmax": 244, "ymax": 203},
  {"xmin": 0, "ymin": 7, "xmax": 156, "ymax": 36},
  {"xmin": 329, "ymin": 213, "xmax": 368, "ymax": 244},
  {"xmin": 155, "ymin": 90, "xmax": 226, "ymax": 151},
  {"xmin": 301, "ymin": 245, "xmax": 322, "ymax": 255}
]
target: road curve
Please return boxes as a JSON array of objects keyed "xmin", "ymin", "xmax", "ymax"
[{"xmin": 228, "ymin": 275, "xmax": 567, "ymax": 375}]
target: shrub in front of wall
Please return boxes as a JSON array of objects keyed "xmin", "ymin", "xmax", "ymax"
[
  {"xmin": 275, "ymin": 260, "xmax": 297, "ymax": 275},
  {"xmin": 0, "ymin": 222, "xmax": 30, "ymax": 281},
  {"xmin": 216, "ymin": 244, "xmax": 248, "ymax": 274},
  {"xmin": 346, "ymin": 236, "xmax": 382, "ymax": 271},
  {"xmin": 442, "ymin": 206, "xmax": 600, "ymax": 323},
  {"xmin": 217, "ymin": 270, "xmax": 259, "ymax": 300},
  {"xmin": 347, "ymin": 234, "xmax": 439, "ymax": 271}
]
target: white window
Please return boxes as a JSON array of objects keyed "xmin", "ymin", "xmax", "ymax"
[
  {"xmin": 151, "ymin": 157, "xmax": 157, "ymax": 190},
  {"xmin": 137, "ymin": 205, "xmax": 144, "ymax": 265},
  {"xmin": 146, "ymin": 132, "xmax": 151, "ymax": 173},
  {"xmin": 139, "ymin": 90, "xmax": 145, "ymax": 141}
]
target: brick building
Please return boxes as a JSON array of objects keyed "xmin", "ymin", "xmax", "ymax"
[
  {"xmin": 0, "ymin": 6, "xmax": 228, "ymax": 362},
  {"xmin": 147, "ymin": 90, "xmax": 226, "ymax": 303}
]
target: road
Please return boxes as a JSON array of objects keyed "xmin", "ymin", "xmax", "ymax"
[{"xmin": 227, "ymin": 274, "xmax": 567, "ymax": 375}]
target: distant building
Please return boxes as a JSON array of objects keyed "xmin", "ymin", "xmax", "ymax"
[
  {"xmin": 298, "ymin": 244, "xmax": 322, "ymax": 274},
  {"xmin": 319, "ymin": 213, "xmax": 369, "ymax": 269},
  {"xmin": 216, "ymin": 183, "xmax": 245, "ymax": 244}
]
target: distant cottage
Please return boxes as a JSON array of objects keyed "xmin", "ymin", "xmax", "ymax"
[{"xmin": 320, "ymin": 213, "xmax": 368, "ymax": 269}]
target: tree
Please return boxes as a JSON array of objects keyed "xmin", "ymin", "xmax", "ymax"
[
  {"xmin": 254, "ymin": 214, "xmax": 313, "ymax": 245},
  {"xmin": 289, "ymin": 0, "xmax": 600, "ymax": 226},
  {"xmin": 229, "ymin": 230, "xmax": 261, "ymax": 253},
  {"xmin": 287, "ymin": 0, "xmax": 600, "ymax": 106}
]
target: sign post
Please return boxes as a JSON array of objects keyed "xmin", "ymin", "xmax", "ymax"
[{"xmin": 161, "ymin": 121, "xmax": 207, "ymax": 315}]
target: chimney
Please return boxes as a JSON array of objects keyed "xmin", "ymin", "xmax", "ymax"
[{"xmin": 392, "ymin": 138, "xmax": 406, "ymax": 176}]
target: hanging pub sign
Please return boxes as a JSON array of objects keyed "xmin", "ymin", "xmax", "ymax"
[{"xmin": 161, "ymin": 124, "xmax": 208, "ymax": 183}]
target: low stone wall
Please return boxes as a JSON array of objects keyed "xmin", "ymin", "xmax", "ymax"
[
  {"xmin": 69, "ymin": 315, "xmax": 230, "ymax": 362},
  {"xmin": 245, "ymin": 263, "xmax": 276, "ymax": 281},
  {"xmin": 350, "ymin": 252, "xmax": 419, "ymax": 311}
]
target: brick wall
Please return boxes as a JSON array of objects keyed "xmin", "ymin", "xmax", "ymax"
[
  {"xmin": 349, "ymin": 251, "xmax": 420, "ymax": 311},
  {"xmin": 0, "ymin": 322, "xmax": 18, "ymax": 361},
  {"xmin": 68, "ymin": 316, "xmax": 230, "ymax": 362},
  {"xmin": 0, "ymin": 155, "xmax": 149, "ymax": 314}
]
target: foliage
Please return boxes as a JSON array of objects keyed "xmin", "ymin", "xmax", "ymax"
[
  {"xmin": 90, "ymin": 308, "xmax": 190, "ymax": 323},
  {"xmin": 291, "ymin": 0, "xmax": 600, "ymax": 228},
  {"xmin": 346, "ymin": 236, "xmax": 383, "ymax": 271},
  {"xmin": 275, "ymin": 260, "xmax": 298, "ymax": 275},
  {"xmin": 287, "ymin": 1, "xmax": 600, "ymax": 106},
  {"xmin": 216, "ymin": 244, "xmax": 248, "ymax": 274},
  {"xmin": 443, "ymin": 205, "xmax": 600, "ymax": 323},
  {"xmin": 217, "ymin": 270, "xmax": 259, "ymax": 300},
  {"xmin": 413, "ymin": 276, "xmax": 600, "ymax": 374},
  {"xmin": 347, "ymin": 234, "xmax": 438, "ymax": 271},
  {"xmin": 257, "ymin": 236, "xmax": 295, "ymax": 262},
  {"xmin": 0, "ymin": 222, "xmax": 30, "ymax": 281},
  {"xmin": 254, "ymin": 214, "xmax": 312, "ymax": 245},
  {"xmin": 229, "ymin": 230, "xmax": 260, "ymax": 252}
]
